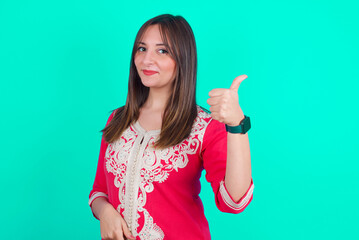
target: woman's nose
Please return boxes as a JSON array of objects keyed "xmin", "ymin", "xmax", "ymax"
[{"xmin": 143, "ymin": 51, "xmax": 155, "ymax": 65}]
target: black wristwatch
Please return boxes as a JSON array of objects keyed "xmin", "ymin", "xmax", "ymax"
[{"xmin": 225, "ymin": 116, "xmax": 251, "ymax": 134}]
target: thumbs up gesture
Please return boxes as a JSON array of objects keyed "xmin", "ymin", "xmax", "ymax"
[{"xmin": 207, "ymin": 74, "xmax": 247, "ymax": 126}]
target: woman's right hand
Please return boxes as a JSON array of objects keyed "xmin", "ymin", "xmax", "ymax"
[
  {"xmin": 99, "ymin": 205, "xmax": 135, "ymax": 240},
  {"xmin": 92, "ymin": 197, "xmax": 135, "ymax": 240}
]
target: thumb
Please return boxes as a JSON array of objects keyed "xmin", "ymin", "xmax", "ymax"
[{"xmin": 230, "ymin": 74, "xmax": 248, "ymax": 91}]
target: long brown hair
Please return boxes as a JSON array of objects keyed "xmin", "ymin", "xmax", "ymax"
[{"xmin": 102, "ymin": 14, "xmax": 198, "ymax": 148}]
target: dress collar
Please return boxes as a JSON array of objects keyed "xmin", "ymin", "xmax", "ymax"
[{"xmin": 133, "ymin": 121, "xmax": 161, "ymax": 136}]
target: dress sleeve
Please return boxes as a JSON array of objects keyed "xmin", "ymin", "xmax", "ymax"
[
  {"xmin": 88, "ymin": 111, "xmax": 116, "ymax": 208},
  {"xmin": 201, "ymin": 119, "xmax": 254, "ymax": 214}
]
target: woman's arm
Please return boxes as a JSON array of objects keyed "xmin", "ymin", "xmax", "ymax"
[
  {"xmin": 89, "ymin": 110, "xmax": 135, "ymax": 240},
  {"xmin": 208, "ymin": 74, "xmax": 253, "ymax": 202},
  {"xmin": 91, "ymin": 197, "xmax": 115, "ymax": 220},
  {"xmin": 225, "ymin": 126, "xmax": 252, "ymax": 202}
]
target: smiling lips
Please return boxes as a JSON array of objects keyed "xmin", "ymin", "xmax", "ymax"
[{"xmin": 143, "ymin": 70, "xmax": 158, "ymax": 76}]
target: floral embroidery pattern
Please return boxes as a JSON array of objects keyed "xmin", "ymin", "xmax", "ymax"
[{"xmin": 105, "ymin": 108, "xmax": 211, "ymax": 239}]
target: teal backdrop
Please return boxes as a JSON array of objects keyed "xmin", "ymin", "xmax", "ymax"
[{"xmin": 1, "ymin": 0, "xmax": 358, "ymax": 239}]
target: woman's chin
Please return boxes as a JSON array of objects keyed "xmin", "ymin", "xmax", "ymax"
[{"xmin": 141, "ymin": 81, "xmax": 155, "ymax": 88}]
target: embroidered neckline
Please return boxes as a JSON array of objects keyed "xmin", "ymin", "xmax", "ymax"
[{"xmin": 133, "ymin": 121, "xmax": 161, "ymax": 136}]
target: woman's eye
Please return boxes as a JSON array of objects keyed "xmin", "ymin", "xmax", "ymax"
[
  {"xmin": 158, "ymin": 49, "xmax": 168, "ymax": 54},
  {"xmin": 138, "ymin": 47, "xmax": 146, "ymax": 52}
]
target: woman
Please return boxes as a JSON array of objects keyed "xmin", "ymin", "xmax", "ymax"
[{"xmin": 89, "ymin": 14, "xmax": 254, "ymax": 240}]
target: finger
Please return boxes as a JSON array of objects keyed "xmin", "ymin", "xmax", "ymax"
[
  {"xmin": 230, "ymin": 74, "xmax": 248, "ymax": 91},
  {"xmin": 209, "ymin": 105, "xmax": 222, "ymax": 114},
  {"xmin": 207, "ymin": 96, "xmax": 223, "ymax": 106},
  {"xmin": 121, "ymin": 221, "xmax": 135, "ymax": 240},
  {"xmin": 208, "ymin": 88, "xmax": 226, "ymax": 97},
  {"xmin": 113, "ymin": 231, "xmax": 124, "ymax": 240},
  {"xmin": 123, "ymin": 231, "xmax": 135, "ymax": 240}
]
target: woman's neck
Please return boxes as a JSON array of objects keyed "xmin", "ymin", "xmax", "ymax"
[
  {"xmin": 143, "ymin": 88, "xmax": 171, "ymax": 112},
  {"xmin": 138, "ymin": 89, "xmax": 171, "ymax": 131}
]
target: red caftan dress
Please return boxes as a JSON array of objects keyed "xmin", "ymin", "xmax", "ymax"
[{"xmin": 89, "ymin": 107, "xmax": 254, "ymax": 240}]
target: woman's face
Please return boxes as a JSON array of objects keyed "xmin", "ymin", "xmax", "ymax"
[{"xmin": 134, "ymin": 24, "xmax": 176, "ymax": 92}]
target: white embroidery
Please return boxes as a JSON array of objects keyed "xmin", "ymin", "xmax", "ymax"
[
  {"xmin": 88, "ymin": 192, "xmax": 108, "ymax": 206},
  {"xmin": 106, "ymin": 108, "xmax": 211, "ymax": 239},
  {"xmin": 105, "ymin": 126, "xmax": 137, "ymax": 226},
  {"xmin": 219, "ymin": 180, "xmax": 254, "ymax": 211},
  {"xmin": 138, "ymin": 209, "xmax": 165, "ymax": 240}
]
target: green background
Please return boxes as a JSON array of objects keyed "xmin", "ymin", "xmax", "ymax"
[{"xmin": 1, "ymin": 0, "xmax": 358, "ymax": 239}]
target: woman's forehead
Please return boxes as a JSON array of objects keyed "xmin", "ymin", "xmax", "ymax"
[{"xmin": 138, "ymin": 24, "xmax": 168, "ymax": 45}]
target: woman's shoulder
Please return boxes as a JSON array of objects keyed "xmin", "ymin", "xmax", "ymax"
[
  {"xmin": 102, "ymin": 106, "xmax": 125, "ymax": 126},
  {"xmin": 195, "ymin": 105, "xmax": 212, "ymax": 123},
  {"xmin": 190, "ymin": 106, "xmax": 225, "ymax": 143},
  {"xmin": 108, "ymin": 106, "xmax": 124, "ymax": 118}
]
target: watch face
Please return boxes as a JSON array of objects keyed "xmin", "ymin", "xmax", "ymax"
[{"xmin": 242, "ymin": 116, "xmax": 251, "ymax": 133}]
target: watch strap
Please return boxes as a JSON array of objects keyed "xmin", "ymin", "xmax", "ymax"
[{"xmin": 225, "ymin": 116, "xmax": 251, "ymax": 134}]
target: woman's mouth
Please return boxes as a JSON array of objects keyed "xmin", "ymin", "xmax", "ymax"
[{"xmin": 143, "ymin": 70, "xmax": 158, "ymax": 76}]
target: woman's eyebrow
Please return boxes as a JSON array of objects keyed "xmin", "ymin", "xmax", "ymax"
[{"xmin": 137, "ymin": 41, "xmax": 167, "ymax": 46}]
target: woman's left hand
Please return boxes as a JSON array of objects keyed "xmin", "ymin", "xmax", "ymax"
[{"xmin": 207, "ymin": 74, "xmax": 247, "ymax": 126}]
